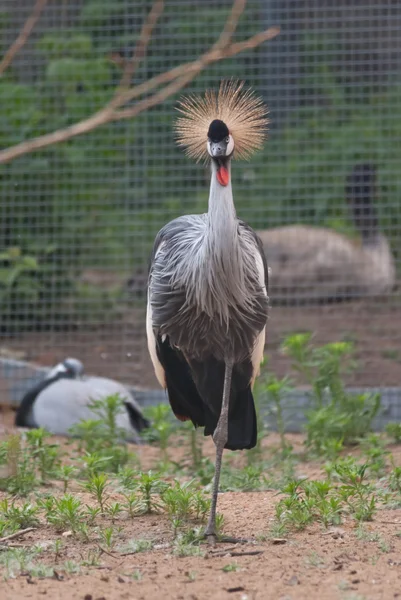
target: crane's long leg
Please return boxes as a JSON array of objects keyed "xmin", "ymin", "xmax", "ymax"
[{"xmin": 205, "ymin": 359, "xmax": 233, "ymax": 544}]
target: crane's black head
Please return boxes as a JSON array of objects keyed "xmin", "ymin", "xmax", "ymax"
[
  {"xmin": 46, "ymin": 358, "xmax": 84, "ymax": 382},
  {"xmin": 207, "ymin": 119, "xmax": 229, "ymax": 143},
  {"xmin": 207, "ymin": 119, "xmax": 234, "ymax": 187}
]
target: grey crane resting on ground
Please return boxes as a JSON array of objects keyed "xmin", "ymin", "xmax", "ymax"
[
  {"xmin": 147, "ymin": 81, "xmax": 269, "ymax": 543},
  {"xmin": 15, "ymin": 358, "xmax": 149, "ymax": 442}
]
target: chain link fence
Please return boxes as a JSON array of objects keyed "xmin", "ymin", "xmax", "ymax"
[{"xmin": 1, "ymin": 0, "xmax": 400, "ymax": 407}]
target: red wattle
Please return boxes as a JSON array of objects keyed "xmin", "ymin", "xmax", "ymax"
[{"xmin": 217, "ymin": 166, "xmax": 229, "ymax": 187}]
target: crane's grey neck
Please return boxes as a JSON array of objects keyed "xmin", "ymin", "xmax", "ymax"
[
  {"xmin": 190, "ymin": 158, "xmax": 250, "ymax": 323},
  {"xmin": 207, "ymin": 160, "xmax": 236, "ymax": 233}
]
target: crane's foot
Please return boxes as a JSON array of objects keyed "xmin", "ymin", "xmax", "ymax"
[{"xmin": 203, "ymin": 528, "xmax": 249, "ymax": 546}]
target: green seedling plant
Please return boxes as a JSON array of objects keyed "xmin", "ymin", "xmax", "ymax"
[
  {"xmin": 360, "ymin": 434, "xmax": 389, "ymax": 477},
  {"xmin": 106, "ymin": 502, "xmax": 123, "ymax": 522},
  {"xmin": 220, "ymin": 464, "xmax": 269, "ymax": 492},
  {"xmin": 57, "ymin": 465, "xmax": 77, "ymax": 493},
  {"xmin": 123, "ymin": 492, "xmax": 139, "ymax": 519},
  {"xmin": 118, "ymin": 466, "xmax": 137, "ymax": 490},
  {"xmin": 99, "ymin": 526, "xmax": 118, "ymax": 551},
  {"xmin": 134, "ymin": 471, "xmax": 169, "ymax": 514},
  {"xmin": 386, "ymin": 422, "xmax": 401, "ymax": 444},
  {"xmin": 142, "ymin": 403, "xmax": 176, "ymax": 460},
  {"xmin": 70, "ymin": 394, "xmax": 134, "ymax": 472},
  {"xmin": 25, "ymin": 428, "xmax": 61, "ymax": 483},
  {"xmin": 181, "ymin": 421, "xmax": 203, "ymax": 471},
  {"xmin": 83, "ymin": 472, "xmax": 109, "ymax": 513},
  {"xmin": 247, "ymin": 368, "xmax": 268, "ymax": 463},
  {"xmin": 118, "ymin": 538, "xmax": 154, "ymax": 554},
  {"xmin": 84, "ymin": 505, "xmax": 101, "ymax": 524},
  {"xmin": 262, "ymin": 374, "xmax": 293, "ymax": 454},
  {"xmin": 0, "ymin": 435, "xmax": 37, "ymax": 495},
  {"xmin": 79, "ymin": 452, "xmax": 113, "ymax": 477},
  {"xmin": 0, "ymin": 546, "xmax": 44, "ymax": 580},
  {"xmin": 222, "ymin": 562, "xmax": 239, "ymax": 572},
  {"xmin": 388, "ymin": 459, "xmax": 401, "ymax": 492},
  {"xmin": 334, "ymin": 462, "xmax": 376, "ymax": 521},
  {"xmin": 172, "ymin": 527, "xmax": 205, "ymax": 557},
  {"xmin": 43, "ymin": 494, "xmax": 87, "ymax": 536},
  {"xmin": 162, "ymin": 480, "xmax": 195, "ymax": 521},
  {"xmin": 161, "ymin": 480, "xmax": 210, "ymax": 525},
  {"xmin": 0, "ymin": 499, "xmax": 40, "ymax": 530},
  {"xmin": 281, "ymin": 334, "xmax": 381, "ymax": 453}
]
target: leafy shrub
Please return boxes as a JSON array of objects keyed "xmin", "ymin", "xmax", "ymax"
[{"xmin": 282, "ymin": 334, "xmax": 381, "ymax": 452}]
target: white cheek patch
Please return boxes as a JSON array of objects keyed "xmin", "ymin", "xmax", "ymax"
[
  {"xmin": 226, "ymin": 134, "xmax": 234, "ymax": 156},
  {"xmin": 207, "ymin": 140, "xmax": 212, "ymax": 156}
]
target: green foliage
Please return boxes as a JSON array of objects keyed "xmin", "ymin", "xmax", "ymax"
[
  {"xmin": 142, "ymin": 403, "xmax": 177, "ymax": 459},
  {"xmin": 70, "ymin": 394, "xmax": 136, "ymax": 473},
  {"xmin": 161, "ymin": 480, "xmax": 210, "ymax": 525},
  {"xmin": 83, "ymin": 472, "xmax": 110, "ymax": 513},
  {"xmin": 258, "ymin": 374, "xmax": 293, "ymax": 454},
  {"xmin": 386, "ymin": 422, "xmax": 401, "ymax": 444},
  {"xmin": 388, "ymin": 464, "xmax": 401, "ymax": 493},
  {"xmin": 0, "ymin": 499, "xmax": 40, "ymax": 530},
  {"xmin": 42, "ymin": 494, "xmax": 88, "ymax": 537},
  {"xmin": 0, "ymin": 430, "xmax": 61, "ymax": 495},
  {"xmin": 275, "ymin": 460, "xmax": 377, "ymax": 532},
  {"xmin": 220, "ymin": 464, "xmax": 269, "ymax": 492},
  {"xmin": 282, "ymin": 334, "xmax": 381, "ymax": 452},
  {"xmin": 133, "ymin": 471, "xmax": 169, "ymax": 514}
]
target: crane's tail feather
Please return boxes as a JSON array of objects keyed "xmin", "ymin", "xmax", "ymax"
[
  {"xmin": 156, "ymin": 336, "xmax": 257, "ymax": 450},
  {"xmin": 189, "ymin": 357, "xmax": 257, "ymax": 451},
  {"xmin": 155, "ymin": 337, "xmax": 206, "ymax": 427}
]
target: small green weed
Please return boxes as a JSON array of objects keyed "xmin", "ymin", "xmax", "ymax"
[
  {"xmin": 220, "ymin": 465, "xmax": 269, "ymax": 492},
  {"xmin": 42, "ymin": 494, "xmax": 88, "ymax": 536},
  {"xmin": 0, "ymin": 499, "xmax": 40, "ymax": 530},
  {"xmin": 83, "ymin": 472, "xmax": 109, "ymax": 513},
  {"xmin": 262, "ymin": 374, "xmax": 293, "ymax": 453},
  {"xmin": 118, "ymin": 538, "xmax": 154, "ymax": 554},
  {"xmin": 69, "ymin": 394, "xmax": 135, "ymax": 472},
  {"xmin": 222, "ymin": 562, "xmax": 239, "ymax": 572},
  {"xmin": 142, "ymin": 404, "xmax": 176, "ymax": 460},
  {"xmin": 386, "ymin": 422, "xmax": 401, "ymax": 444},
  {"xmin": 281, "ymin": 334, "xmax": 381, "ymax": 453},
  {"xmin": 134, "ymin": 471, "xmax": 169, "ymax": 514}
]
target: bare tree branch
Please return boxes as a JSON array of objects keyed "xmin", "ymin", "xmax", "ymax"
[
  {"xmin": 115, "ymin": 26, "xmax": 280, "ymax": 121},
  {"xmin": 0, "ymin": 0, "xmax": 48, "ymax": 77},
  {"xmin": 212, "ymin": 0, "xmax": 246, "ymax": 51},
  {"xmin": 111, "ymin": 0, "xmax": 165, "ymax": 103},
  {"xmin": 0, "ymin": 0, "xmax": 279, "ymax": 165}
]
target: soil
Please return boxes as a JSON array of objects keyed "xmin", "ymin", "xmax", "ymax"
[
  {"xmin": 1, "ymin": 295, "xmax": 401, "ymax": 391},
  {"xmin": 1, "ymin": 409, "xmax": 401, "ymax": 600}
]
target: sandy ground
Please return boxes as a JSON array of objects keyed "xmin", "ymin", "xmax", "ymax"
[{"xmin": 1, "ymin": 409, "xmax": 401, "ymax": 600}]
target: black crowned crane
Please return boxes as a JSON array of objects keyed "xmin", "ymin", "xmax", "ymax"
[
  {"xmin": 147, "ymin": 81, "xmax": 269, "ymax": 543},
  {"xmin": 15, "ymin": 358, "xmax": 149, "ymax": 442}
]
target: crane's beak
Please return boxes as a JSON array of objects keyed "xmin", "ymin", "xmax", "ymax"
[{"xmin": 216, "ymin": 161, "xmax": 229, "ymax": 187}]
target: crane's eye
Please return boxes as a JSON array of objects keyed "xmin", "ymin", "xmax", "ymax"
[{"xmin": 225, "ymin": 137, "xmax": 230, "ymax": 144}]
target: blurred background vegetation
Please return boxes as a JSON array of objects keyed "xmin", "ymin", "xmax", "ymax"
[{"xmin": 0, "ymin": 0, "xmax": 401, "ymax": 331}]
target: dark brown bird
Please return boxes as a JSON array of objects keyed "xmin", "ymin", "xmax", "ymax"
[{"xmin": 257, "ymin": 164, "xmax": 395, "ymax": 303}]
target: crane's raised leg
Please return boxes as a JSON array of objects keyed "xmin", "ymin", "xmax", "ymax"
[{"xmin": 205, "ymin": 360, "xmax": 233, "ymax": 545}]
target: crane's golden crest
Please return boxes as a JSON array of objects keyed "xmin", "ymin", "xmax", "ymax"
[{"xmin": 174, "ymin": 80, "xmax": 268, "ymax": 162}]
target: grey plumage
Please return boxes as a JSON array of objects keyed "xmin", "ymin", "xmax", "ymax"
[
  {"xmin": 149, "ymin": 168, "xmax": 268, "ymax": 362},
  {"xmin": 15, "ymin": 358, "xmax": 149, "ymax": 442}
]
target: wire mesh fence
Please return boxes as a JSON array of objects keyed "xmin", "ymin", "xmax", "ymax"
[{"xmin": 1, "ymin": 0, "xmax": 401, "ymax": 408}]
